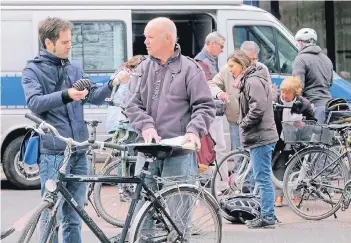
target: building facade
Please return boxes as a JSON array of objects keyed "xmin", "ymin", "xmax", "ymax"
[{"xmin": 245, "ymin": 0, "xmax": 351, "ymax": 81}]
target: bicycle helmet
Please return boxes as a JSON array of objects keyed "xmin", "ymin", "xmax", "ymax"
[
  {"xmin": 295, "ymin": 28, "xmax": 317, "ymax": 43},
  {"xmin": 220, "ymin": 194, "xmax": 261, "ymax": 223}
]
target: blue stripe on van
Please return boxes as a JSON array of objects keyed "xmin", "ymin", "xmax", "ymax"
[
  {"xmin": 0, "ymin": 75, "xmax": 110, "ymax": 107},
  {"xmin": 1, "ymin": 75, "xmax": 351, "ymax": 107}
]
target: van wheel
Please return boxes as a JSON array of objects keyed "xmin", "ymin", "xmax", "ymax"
[{"xmin": 2, "ymin": 136, "xmax": 40, "ymax": 189}]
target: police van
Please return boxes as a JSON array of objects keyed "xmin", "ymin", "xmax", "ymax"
[{"xmin": 1, "ymin": 0, "xmax": 351, "ymax": 189}]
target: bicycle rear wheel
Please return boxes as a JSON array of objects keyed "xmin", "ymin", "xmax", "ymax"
[
  {"xmin": 283, "ymin": 147, "xmax": 349, "ymax": 220},
  {"xmin": 18, "ymin": 200, "xmax": 57, "ymax": 243},
  {"xmin": 93, "ymin": 159, "xmax": 134, "ymax": 227},
  {"xmin": 210, "ymin": 150, "xmax": 253, "ymax": 200},
  {"xmin": 129, "ymin": 185, "xmax": 222, "ymax": 243}
]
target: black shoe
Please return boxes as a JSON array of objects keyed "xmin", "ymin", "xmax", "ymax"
[{"xmin": 246, "ymin": 217, "xmax": 275, "ymax": 229}]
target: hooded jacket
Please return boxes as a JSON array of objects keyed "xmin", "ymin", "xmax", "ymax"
[
  {"xmin": 239, "ymin": 65, "xmax": 279, "ymax": 148},
  {"xmin": 126, "ymin": 45, "xmax": 216, "ymax": 140},
  {"xmin": 292, "ymin": 44, "xmax": 333, "ymax": 107},
  {"xmin": 22, "ymin": 49, "xmax": 112, "ymax": 154}
]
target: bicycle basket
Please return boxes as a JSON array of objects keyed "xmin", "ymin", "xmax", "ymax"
[{"xmin": 282, "ymin": 120, "xmax": 333, "ymax": 144}]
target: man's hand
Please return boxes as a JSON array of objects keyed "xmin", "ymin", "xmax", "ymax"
[
  {"xmin": 113, "ymin": 70, "xmax": 130, "ymax": 85},
  {"xmin": 142, "ymin": 127, "xmax": 161, "ymax": 144},
  {"xmin": 182, "ymin": 133, "xmax": 201, "ymax": 150},
  {"xmin": 217, "ymin": 92, "xmax": 230, "ymax": 103},
  {"xmin": 67, "ymin": 88, "xmax": 89, "ymax": 101}
]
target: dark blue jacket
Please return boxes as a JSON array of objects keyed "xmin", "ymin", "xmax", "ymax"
[{"xmin": 22, "ymin": 49, "xmax": 112, "ymax": 154}]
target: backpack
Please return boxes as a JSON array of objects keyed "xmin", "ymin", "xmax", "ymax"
[
  {"xmin": 196, "ymin": 133, "xmax": 216, "ymax": 174},
  {"xmin": 219, "ymin": 194, "xmax": 261, "ymax": 224},
  {"xmin": 19, "ymin": 129, "xmax": 40, "ymax": 166},
  {"xmin": 325, "ymin": 98, "xmax": 351, "ymax": 124}
]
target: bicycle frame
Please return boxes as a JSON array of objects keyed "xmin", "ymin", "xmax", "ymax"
[{"xmin": 45, "ymin": 161, "xmax": 185, "ymax": 243}]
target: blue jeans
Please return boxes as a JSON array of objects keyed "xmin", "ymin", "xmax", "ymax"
[
  {"xmin": 314, "ymin": 106, "xmax": 326, "ymax": 124},
  {"xmin": 134, "ymin": 153, "xmax": 197, "ymax": 239},
  {"xmin": 250, "ymin": 143, "xmax": 276, "ymax": 221},
  {"xmin": 39, "ymin": 154, "xmax": 88, "ymax": 243},
  {"xmin": 229, "ymin": 123, "xmax": 241, "ymax": 150}
]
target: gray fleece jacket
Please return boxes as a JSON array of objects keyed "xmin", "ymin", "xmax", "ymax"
[
  {"xmin": 292, "ymin": 44, "xmax": 333, "ymax": 107},
  {"xmin": 126, "ymin": 45, "xmax": 216, "ymax": 141}
]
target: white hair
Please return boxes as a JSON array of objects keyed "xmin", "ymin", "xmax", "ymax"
[
  {"xmin": 148, "ymin": 17, "xmax": 177, "ymax": 44},
  {"xmin": 205, "ymin": 31, "xmax": 225, "ymax": 45},
  {"xmin": 240, "ymin": 41, "xmax": 260, "ymax": 54}
]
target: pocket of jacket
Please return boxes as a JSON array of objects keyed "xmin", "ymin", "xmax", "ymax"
[{"xmin": 241, "ymin": 128, "xmax": 259, "ymax": 144}]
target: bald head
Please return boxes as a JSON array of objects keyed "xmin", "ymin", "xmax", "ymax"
[
  {"xmin": 146, "ymin": 17, "xmax": 177, "ymax": 44},
  {"xmin": 144, "ymin": 17, "xmax": 178, "ymax": 62}
]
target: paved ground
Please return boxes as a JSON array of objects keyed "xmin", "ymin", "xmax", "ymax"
[{"xmin": 1, "ymin": 166, "xmax": 351, "ymax": 243}]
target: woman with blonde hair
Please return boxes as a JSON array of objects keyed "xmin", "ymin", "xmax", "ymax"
[{"xmin": 272, "ymin": 76, "xmax": 316, "ymax": 207}]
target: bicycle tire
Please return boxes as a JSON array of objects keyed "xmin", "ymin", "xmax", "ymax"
[
  {"xmin": 129, "ymin": 185, "xmax": 222, "ymax": 243},
  {"xmin": 18, "ymin": 200, "xmax": 55, "ymax": 243},
  {"xmin": 283, "ymin": 146, "xmax": 349, "ymax": 220},
  {"xmin": 93, "ymin": 159, "xmax": 132, "ymax": 227},
  {"xmin": 210, "ymin": 149, "xmax": 251, "ymax": 199},
  {"xmin": 210, "ymin": 149, "xmax": 251, "ymax": 222}
]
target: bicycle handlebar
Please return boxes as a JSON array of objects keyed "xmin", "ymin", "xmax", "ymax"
[
  {"xmin": 25, "ymin": 113, "xmax": 126, "ymax": 151},
  {"xmin": 273, "ymin": 100, "xmax": 303, "ymax": 111}
]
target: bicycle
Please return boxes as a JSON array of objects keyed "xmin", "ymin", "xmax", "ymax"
[
  {"xmin": 283, "ymin": 122, "xmax": 351, "ymax": 220},
  {"xmin": 83, "ymin": 117, "xmax": 138, "ymax": 227},
  {"xmin": 210, "ymin": 102, "xmax": 306, "ymax": 199},
  {"xmin": 19, "ymin": 112, "xmax": 222, "ymax": 243}
]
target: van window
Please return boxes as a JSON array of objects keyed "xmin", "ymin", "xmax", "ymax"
[
  {"xmin": 233, "ymin": 25, "xmax": 298, "ymax": 75},
  {"xmin": 274, "ymin": 29, "xmax": 298, "ymax": 74},
  {"xmin": 233, "ymin": 26, "xmax": 279, "ymax": 74},
  {"xmin": 71, "ymin": 22, "xmax": 126, "ymax": 72}
]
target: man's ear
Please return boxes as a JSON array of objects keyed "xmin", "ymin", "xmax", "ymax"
[{"xmin": 44, "ymin": 38, "xmax": 53, "ymax": 48}]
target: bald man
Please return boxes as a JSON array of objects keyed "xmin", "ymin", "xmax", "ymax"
[
  {"xmin": 127, "ymin": 16, "xmax": 215, "ymax": 173},
  {"xmin": 126, "ymin": 17, "xmax": 216, "ymax": 239}
]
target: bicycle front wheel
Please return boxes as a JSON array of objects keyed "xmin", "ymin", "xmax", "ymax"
[
  {"xmin": 18, "ymin": 200, "xmax": 57, "ymax": 243},
  {"xmin": 283, "ymin": 147, "xmax": 349, "ymax": 220},
  {"xmin": 129, "ymin": 185, "xmax": 222, "ymax": 243},
  {"xmin": 93, "ymin": 159, "xmax": 134, "ymax": 227}
]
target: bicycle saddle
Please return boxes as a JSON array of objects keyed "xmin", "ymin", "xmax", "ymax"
[
  {"xmin": 84, "ymin": 119, "xmax": 102, "ymax": 127},
  {"xmin": 128, "ymin": 143, "xmax": 191, "ymax": 160},
  {"xmin": 328, "ymin": 123, "xmax": 351, "ymax": 131}
]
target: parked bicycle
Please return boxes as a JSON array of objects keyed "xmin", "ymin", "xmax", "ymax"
[
  {"xmin": 18, "ymin": 112, "xmax": 222, "ymax": 243},
  {"xmin": 283, "ymin": 122, "xmax": 351, "ymax": 220}
]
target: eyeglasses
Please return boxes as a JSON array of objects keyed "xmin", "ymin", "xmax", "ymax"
[{"xmin": 213, "ymin": 41, "xmax": 224, "ymax": 50}]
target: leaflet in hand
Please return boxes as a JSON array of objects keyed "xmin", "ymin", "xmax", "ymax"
[{"xmin": 159, "ymin": 136, "xmax": 196, "ymax": 151}]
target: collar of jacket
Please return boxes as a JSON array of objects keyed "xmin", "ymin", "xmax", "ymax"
[
  {"xmin": 202, "ymin": 47, "xmax": 218, "ymax": 64},
  {"xmin": 151, "ymin": 44, "xmax": 182, "ymax": 74},
  {"xmin": 37, "ymin": 48, "xmax": 70, "ymax": 66}
]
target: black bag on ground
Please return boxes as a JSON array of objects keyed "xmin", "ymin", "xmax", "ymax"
[
  {"xmin": 325, "ymin": 98, "xmax": 351, "ymax": 124},
  {"xmin": 219, "ymin": 194, "xmax": 261, "ymax": 224}
]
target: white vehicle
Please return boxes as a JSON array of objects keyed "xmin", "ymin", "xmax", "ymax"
[{"xmin": 1, "ymin": 0, "xmax": 350, "ymax": 189}]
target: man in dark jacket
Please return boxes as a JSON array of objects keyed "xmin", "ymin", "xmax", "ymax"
[
  {"xmin": 229, "ymin": 50, "xmax": 279, "ymax": 228},
  {"xmin": 22, "ymin": 17, "xmax": 124, "ymax": 243},
  {"xmin": 293, "ymin": 28, "xmax": 333, "ymax": 124},
  {"xmin": 126, "ymin": 17, "xmax": 216, "ymax": 238},
  {"xmin": 194, "ymin": 31, "xmax": 227, "ymax": 169}
]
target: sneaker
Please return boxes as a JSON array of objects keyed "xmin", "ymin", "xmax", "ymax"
[
  {"xmin": 246, "ymin": 217, "xmax": 276, "ymax": 229},
  {"xmin": 244, "ymin": 217, "xmax": 260, "ymax": 226}
]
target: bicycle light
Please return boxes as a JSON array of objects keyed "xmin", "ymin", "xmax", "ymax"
[{"xmin": 45, "ymin": 179, "xmax": 58, "ymax": 192}]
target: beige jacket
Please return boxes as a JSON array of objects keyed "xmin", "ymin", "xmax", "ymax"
[{"xmin": 208, "ymin": 65, "xmax": 240, "ymax": 124}]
